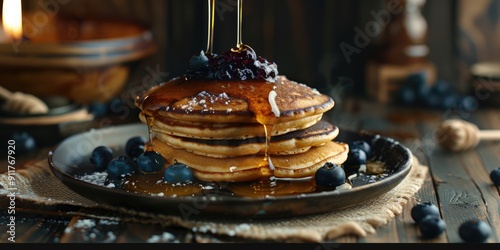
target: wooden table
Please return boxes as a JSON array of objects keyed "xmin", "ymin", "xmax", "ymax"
[{"xmin": 1, "ymin": 99, "xmax": 500, "ymax": 244}]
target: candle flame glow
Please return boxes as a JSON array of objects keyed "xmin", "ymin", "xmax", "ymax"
[{"xmin": 2, "ymin": 0, "xmax": 23, "ymax": 42}]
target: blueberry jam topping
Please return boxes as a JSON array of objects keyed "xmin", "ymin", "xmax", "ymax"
[{"xmin": 185, "ymin": 44, "xmax": 278, "ymax": 82}]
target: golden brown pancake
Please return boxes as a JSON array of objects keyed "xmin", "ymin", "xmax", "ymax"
[
  {"xmin": 155, "ymin": 120, "xmax": 339, "ymax": 158},
  {"xmin": 135, "ymin": 75, "xmax": 334, "ymax": 125},
  {"xmin": 140, "ymin": 113, "xmax": 323, "ymax": 139},
  {"xmin": 152, "ymin": 138, "xmax": 348, "ymax": 182}
]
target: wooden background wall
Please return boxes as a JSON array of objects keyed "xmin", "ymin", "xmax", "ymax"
[{"xmin": 12, "ymin": 0, "xmax": 500, "ymax": 100}]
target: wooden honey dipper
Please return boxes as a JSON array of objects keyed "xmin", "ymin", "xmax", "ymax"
[
  {"xmin": 435, "ymin": 119, "xmax": 500, "ymax": 151},
  {"xmin": 0, "ymin": 85, "xmax": 49, "ymax": 115}
]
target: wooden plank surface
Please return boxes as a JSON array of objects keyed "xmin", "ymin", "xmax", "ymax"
[{"xmin": 426, "ymin": 146, "xmax": 484, "ymax": 242}]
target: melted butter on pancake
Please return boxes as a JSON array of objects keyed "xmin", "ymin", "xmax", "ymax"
[{"xmin": 268, "ymin": 89, "xmax": 280, "ymax": 117}]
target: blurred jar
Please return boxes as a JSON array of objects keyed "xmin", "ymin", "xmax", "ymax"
[{"xmin": 379, "ymin": 0, "xmax": 429, "ymax": 64}]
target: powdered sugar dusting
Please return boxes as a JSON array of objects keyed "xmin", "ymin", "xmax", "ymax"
[
  {"xmin": 75, "ymin": 172, "xmax": 108, "ymax": 187},
  {"xmin": 73, "ymin": 219, "xmax": 96, "ymax": 229},
  {"xmin": 180, "ymin": 91, "xmax": 232, "ymax": 113},
  {"xmin": 226, "ymin": 223, "xmax": 252, "ymax": 237},
  {"xmin": 61, "ymin": 218, "xmax": 121, "ymax": 243},
  {"xmin": 147, "ymin": 232, "xmax": 179, "ymax": 243}
]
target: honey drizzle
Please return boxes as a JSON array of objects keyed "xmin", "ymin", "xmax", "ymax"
[
  {"xmin": 206, "ymin": 0, "xmax": 215, "ymax": 54},
  {"xmin": 262, "ymin": 124, "xmax": 275, "ymax": 172},
  {"xmin": 145, "ymin": 115, "xmax": 155, "ymax": 151},
  {"xmin": 236, "ymin": 0, "xmax": 243, "ymax": 48}
]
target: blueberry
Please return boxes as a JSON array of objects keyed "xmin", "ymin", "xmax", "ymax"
[
  {"xmin": 106, "ymin": 156, "xmax": 137, "ymax": 180},
  {"xmin": 440, "ymin": 94, "xmax": 460, "ymax": 110},
  {"xmin": 427, "ymin": 80, "xmax": 460, "ymax": 109},
  {"xmin": 163, "ymin": 162, "xmax": 194, "ymax": 184},
  {"xmin": 432, "ymin": 80, "xmax": 454, "ymax": 96},
  {"xmin": 349, "ymin": 140, "xmax": 372, "ymax": 158},
  {"xmin": 136, "ymin": 151, "xmax": 165, "ymax": 173},
  {"xmin": 406, "ymin": 72, "xmax": 431, "ymax": 99},
  {"xmin": 189, "ymin": 51, "xmax": 209, "ymax": 70},
  {"xmin": 254, "ymin": 58, "xmax": 278, "ymax": 82},
  {"xmin": 90, "ymin": 146, "xmax": 114, "ymax": 171},
  {"xmin": 411, "ymin": 201, "xmax": 440, "ymax": 223},
  {"xmin": 12, "ymin": 132, "xmax": 36, "ymax": 154},
  {"xmin": 237, "ymin": 68, "xmax": 255, "ymax": 80},
  {"xmin": 418, "ymin": 215, "xmax": 446, "ymax": 238},
  {"xmin": 185, "ymin": 47, "xmax": 278, "ymax": 82},
  {"xmin": 223, "ymin": 45, "xmax": 257, "ymax": 61},
  {"xmin": 125, "ymin": 136, "xmax": 147, "ymax": 159},
  {"xmin": 407, "ymin": 72, "xmax": 428, "ymax": 87},
  {"xmin": 457, "ymin": 96, "xmax": 478, "ymax": 113},
  {"xmin": 458, "ymin": 219, "xmax": 492, "ymax": 243},
  {"xmin": 344, "ymin": 148, "xmax": 367, "ymax": 169},
  {"xmin": 215, "ymin": 63, "xmax": 234, "ymax": 80},
  {"xmin": 398, "ymin": 85, "xmax": 417, "ymax": 105},
  {"xmin": 490, "ymin": 168, "xmax": 500, "ymax": 186},
  {"xmin": 87, "ymin": 102, "xmax": 109, "ymax": 117},
  {"xmin": 423, "ymin": 91, "xmax": 442, "ymax": 108},
  {"xmin": 314, "ymin": 162, "xmax": 346, "ymax": 187}
]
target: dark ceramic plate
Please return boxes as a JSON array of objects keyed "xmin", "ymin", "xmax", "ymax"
[{"xmin": 48, "ymin": 123, "xmax": 412, "ymax": 219}]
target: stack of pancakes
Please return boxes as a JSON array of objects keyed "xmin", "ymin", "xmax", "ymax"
[{"xmin": 135, "ymin": 75, "xmax": 348, "ymax": 182}]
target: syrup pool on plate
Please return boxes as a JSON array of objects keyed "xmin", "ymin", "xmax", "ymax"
[{"xmin": 74, "ymin": 157, "xmax": 393, "ymax": 199}]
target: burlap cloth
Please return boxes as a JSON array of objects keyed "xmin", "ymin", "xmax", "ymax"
[{"xmin": 0, "ymin": 156, "xmax": 427, "ymax": 242}]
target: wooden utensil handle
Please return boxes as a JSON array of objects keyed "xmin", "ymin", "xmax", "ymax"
[
  {"xmin": 478, "ymin": 130, "xmax": 500, "ymax": 140},
  {"xmin": 0, "ymin": 86, "xmax": 13, "ymax": 100}
]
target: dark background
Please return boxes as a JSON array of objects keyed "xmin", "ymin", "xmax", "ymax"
[{"xmin": 16, "ymin": 0, "xmax": 500, "ymax": 101}]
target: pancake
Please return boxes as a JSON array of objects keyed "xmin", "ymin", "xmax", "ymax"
[
  {"xmin": 155, "ymin": 120, "xmax": 339, "ymax": 158},
  {"xmin": 152, "ymin": 138, "xmax": 348, "ymax": 182},
  {"xmin": 140, "ymin": 113, "xmax": 323, "ymax": 139},
  {"xmin": 135, "ymin": 75, "xmax": 334, "ymax": 125},
  {"xmin": 135, "ymin": 60, "xmax": 343, "ymax": 182}
]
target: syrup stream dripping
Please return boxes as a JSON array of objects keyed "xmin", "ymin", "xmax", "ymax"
[
  {"xmin": 263, "ymin": 124, "xmax": 274, "ymax": 171},
  {"xmin": 145, "ymin": 115, "xmax": 155, "ymax": 151},
  {"xmin": 236, "ymin": 0, "xmax": 243, "ymax": 49},
  {"xmin": 206, "ymin": 0, "xmax": 215, "ymax": 54},
  {"xmin": 257, "ymin": 123, "xmax": 275, "ymax": 184}
]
